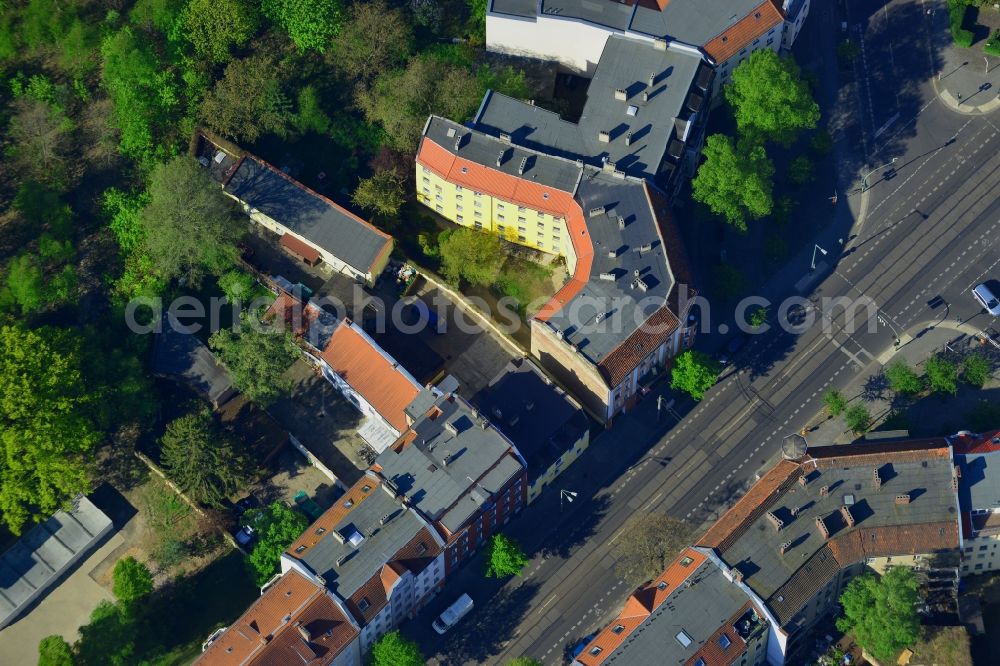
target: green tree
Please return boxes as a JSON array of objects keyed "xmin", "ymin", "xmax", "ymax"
[
  {"xmin": 692, "ymin": 134, "xmax": 774, "ymax": 231},
  {"xmin": 3, "ymin": 254, "xmax": 45, "ymax": 314},
  {"xmin": 352, "ymin": 170, "xmax": 407, "ymax": 217},
  {"xmin": 359, "ymin": 55, "xmax": 482, "ymax": 151},
  {"xmin": 6, "ymin": 98, "xmax": 76, "ymax": 188},
  {"xmin": 438, "ymin": 227, "xmax": 505, "ymax": 286},
  {"xmin": 747, "ymin": 306, "xmax": 768, "ymax": 329},
  {"xmin": 103, "ymin": 187, "xmax": 163, "ymax": 299},
  {"xmin": 788, "ymin": 155, "xmax": 815, "ymax": 185},
  {"xmin": 924, "ymin": 355, "xmax": 958, "ymax": 395},
  {"xmin": 966, "ymin": 399, "xmax": 1000, "ymax": 432},
  {"xmin": 844, "ymin": 404, "xmax": 871, "ymax": 434},
  {"xmin": 218, "ymin": 270, "xmax": 258, "ymax": 303},
  {"xmin": 332, "ymin": 0, "xmax": 412, "ymax": 83},
  {"xmin": 810, "ymin": 127, "xmax": 833, "ymax": 156},
  {"xmin": 160, "ymin": 409, "xmax": 248, "ymax": 506},
  {"xmin": 370, "ymin": 630, "xmax": 425, "ymax": 666},
  {"xmin": 0, "ymin": 325, "xmax": 100, "ymax": 534},
  {"xmin": 823, "ymin": 389, "xmax": 847, "ymax": 417},
  {"xmin": 611, "ymin": 513, "xmax": 692, "ymax": 587},
  {"xmin": 38, "ymin": 635, "xmax": 74, "ymax": 666},
  {"xmin": 112, "ymin": 556, "xmax": 153, "ymax": 608},
  {"xmin": 262, "ymin": 0, "xmax": 344, "ymax": 52},
  {"xmin": 485, "ymin": 534, "xmax": 529, "ymax": 578},
  {"xmin": 202, "ymin": 54, "xmax": 292, "ymax": 142},
  {"xmin": 244, "ymin": 502, "xmax": 308, "ymax": 585},
  {"xmin": 292, "ymin": 85, "xmax": 331, "ymax": 134},
  {"xmin": 836, "ymin": 568, "xmax": 921, "ymax": 661},
  {"xmin": 670, "ymin": 350, "xmax": 722, "ymax": 401},
  {"xmin": 725, "ymin": 49, "xmax": 820, "ymax": 146},
  {"xmin": 75, "ymin": 599, "xmax": 136, "ymax": 666},
  {"xmin": 885, "ymin": 361, "xmax": 923, "ymax": 395},
  {"xmin": 961, "ymin": 353, "xmax": 991, "ymax": 388},
  {"xmin": 131, "ymin": 0, "xmax": 187, "ymax": 34},
  {"xmin": 467, "ymin": 0, "xmax": 488, "ymax": 38},
  {"xmin": 140, "ymin": 156, "xmax": 243, "ymax": 285},
  {"xmin": 209, "ymin": 327, "xmax": 298, "ymax": 405},
  {"xmin": 182, "ymin": 0, "xmax": 260, "ymax": 63}
]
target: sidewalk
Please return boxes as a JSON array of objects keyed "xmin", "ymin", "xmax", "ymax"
[{"xmin": 927, "ymin": 0, "xmax": 1000, "ymax": 114}]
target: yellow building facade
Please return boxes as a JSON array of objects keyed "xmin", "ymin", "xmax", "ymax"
[{"xmin": 416, "ymin": 162, "xmax": 572, "ymax": 260}]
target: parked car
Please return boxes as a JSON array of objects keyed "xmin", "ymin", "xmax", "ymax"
[
  {"xmin": 432, "ymin": 594, "xmax": 474, "ymax": 635},
  {"xmin": 235, "ymin": 525, "xmax": 255, "ymax": 548},
  {"xmin": 972, "ymin": 282, "xmax": 1000, "ymax": 316},
  {"xmin": 718, "ymin": 333, "xmax": 749, "ymax": 365},
  {"xmin": 234, "ymin": 494, "xmax": 261, "ymax": 517}
]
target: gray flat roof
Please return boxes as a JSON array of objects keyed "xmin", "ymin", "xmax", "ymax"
[
  {"xmin": 0, "ymin": 496, "xmax": 113, "ymax": 628},
  {"xmin": 720, "ymin": 456, "xmax": 958, "ymax": 602},
  {"xmin": 151, "ymin": 313, "xmax": 235, "ymax": 406},
  {"xmin": 544, "ymin": 170, "xmax": 674, "ymax": 365},
  {"xmin": 604, "ymin": 560, "xmax": 752, "ymax": 665},
  {"xmin": 490, "ymin": 0, "xmax": 538, "ymax": 19},
  {"xmin": 300, "ymin": 486, "xmax": 426, "ymax": 600},
  {"xmin": 376, "ymin": 394, "xmax": 523, "ymax": 534},
  {"xmin": 224, "ymin": 156, "xmax": 390, "ymax": 275},
  {"xmin": 631, "ymin": 0, "xmax": 765, "ymax": 43},
  {"xmin": 473, "ymin": 358, "xmax": 589, "ymax": 481},
  {"xmin": 539, "ymin": 0, "xmax": 635, "ymax": 32},
  {"xmin": 424, "ymin": 116, "xmax": 583, "ymax": 194},
  {"xmin": 957, "ymin": 452, "xmax": 1000, "ymax": 512},
  {"xmin": 475, "ymin": 36, "xmax": 707, "ymax": 181}
]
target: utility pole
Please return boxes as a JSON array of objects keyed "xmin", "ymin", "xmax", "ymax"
[
  {"xmin": 811, "ymin": 244, "xmax": 828, "ymax": 271},
  {"xmin": 560, "ymin": 489, "xmax": 578, "ymax": 512},
  {"xmin": 862, "ymin": 157, "xmax": 898, "ymax": 192}
]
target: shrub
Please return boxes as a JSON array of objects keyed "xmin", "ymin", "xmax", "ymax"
[
  {"xmin": 962, "ymin": 353, "xmax": 992, "ymax": 387},
  {"xmin": 948, "ymin": 0, "xmax": 974, "ymax": 47},
  {"xmin": 986, "ymin": 31, "xmax": 1000, "ymax": 57}
]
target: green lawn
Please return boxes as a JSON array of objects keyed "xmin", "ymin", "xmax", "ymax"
[{"xmin": 495, "ymin": 255, "xmax": 556, "ymax": 317}]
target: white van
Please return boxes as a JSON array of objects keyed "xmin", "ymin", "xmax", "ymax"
[
  {"xmin": 972, "ymin": 283, "xmax": 1000, "ymax": 316},
  {"xmin": 432, "ymin": 594, "xmax": 474, "ymax": 635}
]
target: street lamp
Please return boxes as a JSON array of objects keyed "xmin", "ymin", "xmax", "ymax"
[
  {"xmin": 811, "ymin": 244, "xmax": 828, "ymax": 271},
  {"xmin": 877, "ymin": 312, "xmax": 902, "ymax": 347},
  {"xmin": 862, "ymin": 157, "xmax": 898, "ymax": 192},
  {"xmin": 560, "ymin": 489, "xmax": 578, "ymax": 512}
]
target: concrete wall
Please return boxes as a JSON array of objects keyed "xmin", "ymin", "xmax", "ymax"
[
  {"xmin": 530, "ymin": 319, "xmax": 611, "ymax": 422},
  {"xmin": 527, "ymin": 428, "xmax": 590, "ymax": 504},
  {"xmin": 486, "ymin": 11, "xmax": 626, "ymax": 76},
  {"xmin": 781, "ymin": 0, "xmax": 810, "ymax": 51}
]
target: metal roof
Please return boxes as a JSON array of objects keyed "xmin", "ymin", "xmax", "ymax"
[
  {"xmin": 0, "ymin": 496, "xmax": 113, "ymax": 629},
  {"xmin": 224, "ymin": 156, "xmax": 391, "ymax": 275},
  {"xmin": 376, "ymin": 394, "xmax": 523, "ymax": 534},
  {"xmin": 490, "ymin": 0, "xmax": 538, "ymax": 19},
  {"xmin": 300, "ymin": 485, "xmax": 426, "ymax": 600}
]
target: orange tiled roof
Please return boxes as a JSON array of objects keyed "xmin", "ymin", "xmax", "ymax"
[
  {"xmin": 703, "ymin": 1, "xmax": 784, "ymax": 63},
  {"xmin": 597, "ymin": 306, "xmax": 680, "ymax": 387},
  {"xmin": 575, "ymin": 548, "xmax": 706, "ymax": 666},
  {"xmin": 280, "ymin": 233, "xmax": 321, "ymax": 264},
  {"xmin": 684, "ymin": 601, "xmax": 754, "ymax": 666},
  {"xmin": 951, "ymin": 429, "xmax": 1000, "ymax": 454},
  {"xmin": 265, "ymin": 292, "xmax": 320, "ymax": 338},
  {"xmin": 196, "ymin": 569, "xmax": 357, "ymax": 666},
  {"xmin": 288, "ymin": 476, "xmax": 381, "ymax": 554},
  {"xmin": 318, "ymin": 320, "xmax": 420, "ymax": 433}
]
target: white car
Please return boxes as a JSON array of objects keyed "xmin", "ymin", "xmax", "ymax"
[{"xmin": 972, "ymin": 283, "xmax": 1000, "ymax": 316}]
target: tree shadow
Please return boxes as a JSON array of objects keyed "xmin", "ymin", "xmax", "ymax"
[
  {"xmin": 435, "ymin": 581, "xmax": 540, "ymax": 666},
  {"xmin": 861, "ymin": 372, "xmax": 890, "ymax": 403},
  {"xmin": 533, "ymin": 493, "xmax": 612, "ymax": 560}
]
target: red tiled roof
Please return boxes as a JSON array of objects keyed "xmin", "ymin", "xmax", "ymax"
[
  {"xmin": 265, "ymin": 293, "xmax": 320, "ymax": 338},
  {"xmin": 703, "ymin": 1, "xmax": 784, "ymax": 63},
  {"xmin": 288, "ymin": 476, "xmax": 381, "ymax": 555},
  {"xmin": 597, "ymin": 306, "xmax": 680, "ymax": 387},
  {"xmin": 196, "ymin": 570, "xmax": 357, "ymax": 666},
  {"xmin": 684, "ymin": 601, "xmax": 754, "ymax": 666},
  {"xmin": 951, "ymin": 429, "xmax": 1000, "ymax": 454},
  {"xmin": 280, "ymin": 233, "xmax": 321, "ymax": 264},
  {"xmin": 575, "ymin": 548, "xmax": 706, "ymax": 666},
  {"xmin": 318, "ymin": 320, "xmax": 420, "ymax": 433}
]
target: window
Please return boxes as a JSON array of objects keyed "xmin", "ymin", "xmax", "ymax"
[
  {"xmin": 435, "ymin": 204, "xmax": 443, "ymax": 212},
  {"xmin": 474, "ymin": 200, "xmax": 483, "ymax": 208},
  {"xmin": 422, "ymin": 187, "xmax": 430, "ymax": 195},
  {"xmin": 435, "ymin": 184, "xmax": 442, "ymax": 191},
  {"xmin": 612, "ymin": 624, "xmax": 625, "ymax": 634},
  {"xmin": 422, "ymin": 176, "xmax": 429, "ymax": 184},
  {"xmin": 767, "ymin": 37, "xmax": 774, "ymax": 46},
  {"xmin": 358, "ymin": 598, "xmax": 371, "ymax": 612},
  {"xmin": 976, "ymin": 563, "xmax": 984, "ymax": 570},
  {"xmin": 517, "ymin": 206, "xmax": 526, "ymax": 213},
  {"xmin": 589, "ymin": 647, "xmax": 602, "ymax": 656},
  {"xmin": 435, "ymin": 194, "xmax": 443, "ymax": 201},
  {"xmin": 456, "ymin": 194, "xmax": 463, "ymax": 201},
  {"xmin": 657, "ymin": 581, "xmax": 668, "ymax": 591},
  {"xmin": 518, "ymin": 216, "xmax": 526, "ymax": 223},
  {"xmin": 498, "ymin": 214, "xmax": 505, "ymax": 221},
  {"xmin": 456, "ymin": 204, "xmax": 463, "ymax": 212},
  {"xmin": 474, "ymin": 222, "xmax": 483, "ymax": 230},
  {"xmin": 456, "ymin": 185, "xmax": 463, "ymax": 192},
  {"xmin": 498, "ymin": 203, "xmax": 505, "ymax": 209},
  {"xmin": 719, "ymin": 634, "xmax": 732, "ymax": 649},
  {"xmin": 456, "ymin": 215, "xmax": 464, "ymax": 222},
  {"xmin": 498, "ymin": 225, "xmax": 505, "ymax": 232},
  {"xmin": 474, "ymin": 191, "xmax": 481, "ymax": 197},
  {"xmin": 474, "ymin": 211, "xmax": 482, "ymax": 219}
]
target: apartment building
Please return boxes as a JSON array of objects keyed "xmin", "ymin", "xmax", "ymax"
[
  {"xmin": 196, "ymin": 569, "xmax": 361, "ymax": 666},
  {"xmin": 486, "ymin": 0, "xmax": 806, "ymax": 100},
  {"xmin": 578, "ymin": 435, "xmax": 968, "ymax": 666},
  {"xmin": 954, "ymin": 430, "xmax": 1000, "ymax": 575},
  {"xmin": 371, "ymin": 389, "xmax": 528, "ymax": 574},
  {"xmin": 281, "ymin": 473, "xmax": 447, "ymax": 654}
]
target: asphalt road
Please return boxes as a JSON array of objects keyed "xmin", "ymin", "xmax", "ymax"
[{"xmin": 402, "ymin": 2, "xmax": 1000, "ymax": 664}]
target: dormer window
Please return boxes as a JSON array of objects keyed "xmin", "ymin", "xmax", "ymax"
[{"xmin": 358, "ymin": 598, "xmax": 371, "ymax": 612}]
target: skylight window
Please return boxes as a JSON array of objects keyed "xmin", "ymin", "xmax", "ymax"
[
  {"xmin": 719, "ymin": 634, "xmax": 732, "ymax": 649},
  {"xmin": 675, "ymin": 631, "xmax": 692, "ymax": 647},
  {"xmin": 626, "ymin": 105, "xmax": 638, "ymax": 117}
]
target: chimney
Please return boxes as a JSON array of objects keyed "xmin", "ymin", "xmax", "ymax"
[
  {"xmin": 895, "ymin": 494, "xmax": 911, "ymax": 505},
  {"xmin": 732, "ymin": 568, "xmax": 744, "ymax": 583},
  {"xmin": 798, "ymin": 475, "xmax": 808, "ymax": 487},
  {"xmin": 952, "ymin": 473, "xmax": 958, "ymax": 491},
  {"xmin": 603, "ymin": 159, "xmax": 616, "ymax": 173},
  {"xmin": 766, "ymin": 511, "xmax": 784, "ymax": 532},
  {"xmin": 642, "ymin": 90, "xmax": 649, "ymax": 103},
  {"xmin": 653, "ymin": 38, "xmax": 667, "ymax": 51},
  {"xmin": 518, "ymin": 157, "xmax": 527, "ymax": 175},
  {"xmin": 873, "ymin": 467, "xmax": 881, "ymax": 491},
  {"xmin": 819, "ymin": 485, "xmax": 829, "ymax": 497},
  {"xmin": 589, "ymin": 206, "xmax": 606, "ymax": 218},
  {"xmin": 598, "ymin": 130, "xmax": 611, "ymax": 143},
  {"xmin": 618, "ymin": 215, "xmax": 626, "ymax": 230},
  {"xmin": 454, "ymin": 135, "xmax": 462, "ymax": 151},
  {"xmin": 608, "ymin": 248, "xmax": 619, "ymax": 259},
  {"xmin": 816, "ymin": 516, "xmax": 830, "ymax": 539},
  {"xmin": 640, "ymin": 242, "xmax": 652, "ymax": 253},
  {"xmin": 496, "ymin": 151, "xmax": 505, "ymax": 167},
  {"xmin": 624, "ymin": 131, "xmax": 632, "ymax": 146},
  {"xmin": 614, "ymin": 88, "xmax": 627, "ymax": 101},
  {"xmin": 648, "ymin": 72, "xmax": 656, "ymax": 87},
  {"xmin": 499, "ymin": 132, "xmax": 511, "ymax": 144},
  {"xmin": 296, "ymin": 623, "xmax": 311, "ymax": 642},
  {"xmin": 599, "ymin": 272, "xmax": 615, "ymax": 282},
  {"xmin": 779, "ymin": 541, "xmax": 792, "ymax": 555},
  {"xmin": 790, "ymin": 506, "xmax": 799, "ymax": 518},
  {"xmin": 840, "ymin": 505, "xmax": 855, "ymax": 528}
]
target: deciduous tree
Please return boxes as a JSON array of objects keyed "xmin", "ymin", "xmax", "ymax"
[
  {"xmin": 6, "ymin": 98, "xmax": 76, "ymax": 187},
  {"xmin": 352, "ymin": 169, "xmax": 407, "ymax": 217},
  {"xmin": 139, "ymin": 156, "xmax": 243, "ymax": 285},
  {"xmin": 837, "ymin": 568, "xmax": 920, "ymax": 661},
  {"xmin": 885, "ymin": 361, "xmax": 923, "ymax": 395},
  {"xmin": 962, "ymin": 353, "xmax": 992, "ymax": 388},
  {"xmin": 371, "ymin": 630, "xmax": 425, "ymax": 666},
  {"xmin": 209, "ymin": 327, "xmax": 298, "ymax": 406},
  {"xmin": 670, "ymin": 350, "xmax": 722, "ymax": 401},
  {"xmin": 823, "ymin": 389, "xmax": 847, "ymax": 417},
  {"xmin": 332, "ymin": 0, "xmax": 412, "ymax": 83},
  {"xmin": 438, "ymin": 227, "xmax": 505, "ymax": 286},
  {"xmin": 160, "ymin": 409, "xmax": 248, "ymax": 506},
  {"xmin": 182, "ymin": 0, "xmax": 260, "ymax": 63},
  {"xmin": 262, "ymin": 0, "xmax": 343, "ymax": 52},
  {"xmin": 726, "ymin": 49, "xmax": 820, "ymax": 146},
  {"xmin": 925, "ymin": 355, "xmax": 958, "ymax": 395},
  {"xmin": 611, "ymin": 513, "xmax": 692, "ymax": 587},
  {"xmin": 0, "ymin": 325, "xmax": 100, "ymax": 534},
  {"xmin": 202, "ymin": 54, "xmax": 292, "ymax": 142},
  {"xmin": 243, "ymin": 502, "xmax": 308, "ymax": 585},
  {"xmin": 112, "ymin": 556, "xmax": 153, "ymax": 607},
  {"xmin": 485, "ymin": 534, "xmax": 529, "ymax": 578},
  {"xmin": 844, "ymin": 404, "xmax": 871, "ymax": 434},
  {"xmin": 38, "ymin": 635, "xmax": 74, "ymax": 666},
  {"xmin": 2, "ymin": 254, "xmax": 45, "ymax": 314},
  {"xmin": 692, "ymin": 134, "xmax": 774, "ymax": 231}
]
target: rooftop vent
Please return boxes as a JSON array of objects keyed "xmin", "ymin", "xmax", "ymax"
[
  {"xmin": 642, "ymin": 90, "xmax": 649, "ymax": 103},
  {"xmin": 496, "ymin": 151, "xmax": 505, "ymax": 167},
  {"xmin": 766, "ymin": 511, "xmax": 784, "ymax": 531},
  {"xmin": 599, "ymin": 272, "xmax": 616, "ymax": 282},
  {"xmin": 618, "ymin": 215, "xmax": 626, "ymax": 230},
  {"xmin": 608, "ymin": 248, "xmax": 619, "ymax": 259},
  {"xmin": 840, "ymin": 505, "xmax": 856, "ymax": 528},
  {"xmin": 624, "ymin": 131, "xmax": 633, "ymax": 146},
  {"xmin": 895, "ymin": 494, "xmax": 911, "ymax": 505},
  {"xmin": 499, "ymin": 132, "xmax": 511, "ymax": 144},
  {"xmin": 589, "ymin": 206, "xmax": 606, "ymax": 218},
  {"xmin": 819, "ymin": 485, "xmax": 829, "ymax": 497},
  {"xmin": 648, "ymin": 72, "xmax": 656, "ymax": 87},
  {"xmin": 779, "ymin": 541, "xmax": 792, "ymax": 555},
  {"xmin": 446, "ymin": 127, "xmax": 456, "ymax": 138},
  {"xmin": 518, "ymin": 157, "xmax": 527, "ymax": 175},
  {"xmin": 614, "ymin": 88, "xmax": 627, "ymax": 101},
  {"xmin": 816, "ymin": 516, "xmax": 830, "ymax": 539},
  {"xmin": 598, "ymin": 130, "xmax": 611, "ymax": 143},
  {"xmin": 653, "ymin": 38, "xmax": 667, "ymax": 51},
  {"xmin": 640, "ymin": 242, "xmax": 653, "ymax": 253}
]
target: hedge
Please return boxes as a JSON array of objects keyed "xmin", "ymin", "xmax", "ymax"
[
  {"xmin": 949, "ymin": 0, "xmax": 974, "ymax": 48},
  {"xmin": 986, "ymin": 32, "xmax": 1000, "ymax": 57}
]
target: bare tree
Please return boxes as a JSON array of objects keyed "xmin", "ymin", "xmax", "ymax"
[
  {"xmin": 6, "ymin": 99, "xmax": 78, "ymax": 187},
  {"xmin": 611, "ymin": 513, "xmax": 693, "ymax": 587}
]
